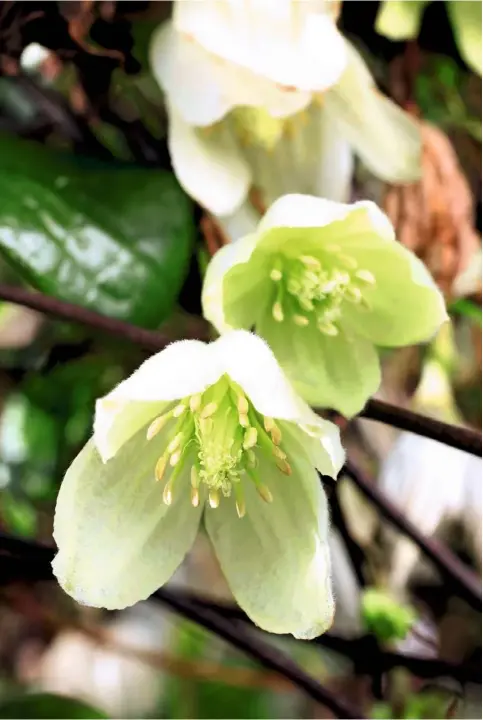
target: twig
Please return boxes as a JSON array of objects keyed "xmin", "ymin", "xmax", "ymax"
[
  {"xmin": 360, "ymin": 399, "xmax": 482, "ymax": 457},
  {"xmin": 155, "ymin": 587, "xmax": 365, "ymax": 719},
  {"xmin": 0, "ymin": 284, "xmax": 479, "ymax": 456},
  {"xmin": 343, "ymin": 462, "xmax": 482, "ymax": 611}
]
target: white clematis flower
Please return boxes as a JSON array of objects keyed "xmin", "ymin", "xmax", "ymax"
[
  {"xmin": 53, "ymin": 330, "xmax": 345, "ymax": 640},
  {"xmin": 149, "ymin": 5, "xmax": 422, "ymax": 219}
]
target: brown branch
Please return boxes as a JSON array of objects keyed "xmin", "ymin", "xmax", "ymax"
[{"xmin": 343, "ymin": 462, "xmax": 482, "ymax": 611}]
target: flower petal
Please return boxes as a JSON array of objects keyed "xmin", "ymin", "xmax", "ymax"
[
  {"xmin": 312, "ymin": 111, "xmax": 354, "ymax": 202},
  {"xmin": 257, "ymin": 317, "xmax": 381, "ymax": 417},
  {"xmin": 212, "ymin": 330, "xmax": 318, "ymax": 425},
  {"xmin": 168, "ymin": 106, "xmax": 251, "ymax": 216},
  {"xmin": 94, "ymin": 340, "xmax": 221, "ymax": 461},
  {"xmin": 325, "ymin": 41, "xmax": 422, "ymax": 183},
  {"xmin": 205, "ymin": 450, "xmax": 334, "ymax": 639},
  {"xmin": 202, "ymin": 234, "xmax": 268, "ymax": 333},
  {"xmin": 341, "ymin": 239, "xmax": 448, "ymax": 347},
  {"xmin": 174, "ymin": 0, "xmax": 347, "ymax": 92},
  {"xmin": 446, "ymin": 0, "xmax": 482, "ymax": 76},
  {"xmin": 281, "ymin": 419, "xmax": 345, "ymax": 479},
  {"xmin": 53, "ymin": 429, "xmax": 202, "ymax": 609},
  {"xmin": 375, "ymin": 0, "xmax": 427, "ymax": 40}
]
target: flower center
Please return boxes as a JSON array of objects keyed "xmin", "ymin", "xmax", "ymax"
[
  {"xmin": 269, "ymin": 250, "xmax": 376, "ymax": 335},
  {"xmin": 145, "ymin": 375, "xmax": 291, "ymax": 517}
]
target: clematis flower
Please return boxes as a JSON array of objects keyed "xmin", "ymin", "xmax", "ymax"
[
  {"xmin": 52, "ymin": 330, "xmax": 344, "ymax": 640},
  {"xmin": 149, "ymin": 2, "xmax": 421, "ymax": 219},
  {"xmin": 202, "ymin": 194, "xmax": 448, "ymax": 417},
  {"xmin": 376, "ymin": 0, "xmax": 482, "ymax": 76}
]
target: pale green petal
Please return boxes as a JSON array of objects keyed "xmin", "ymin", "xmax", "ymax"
[
  {"xmin": 174, "ymin": 0, "xmax": 347, "ymax": 92},
  {"xmin": 218, "ymin": 200, "xmax": 260, "ymax": 242},
  {"xmin": 447, "ymin": 0, "xmax": 482, "ymax": 75},
  {"xmin": 205, "ymin": 450, "xmax": 334, "ymax": 639},
  {"xmin": 211, "ymin": 330, "xmax": 318, "ymax": 425},
  {"xmin": 257, "ymin": 317, "xmax": 381, "ymax": 417},
  {"xmin": 53, "ymin": 429, "xmax": 202, "ymax": 609},
  {"xmin": 341, "ymin": 239, "xmax": 448, "ymax": 347},
  {"xmin": 202, "ymin": 234, "xmax": 268, "ymax": 334},
  {"xmin": 280, "ymin": 420, "xmax": 345, "ymax": 479},
  {"xmin": 375, "ymin": 0, "xmax": 428, "ymax": 40},
  {"xmin": 94, "ymin": 340, "xmax": 221, "ymax": 461},
  {"xmin": 168, "ymin": 106, "xmax": 251, "ymax": 216},
  {"xmin": 325, "ymin": 41, "xmax": 422, "ymax": 183},
  {"xmin": 313, "ymin": 111, "xmax": 354, "ymax": 202}
]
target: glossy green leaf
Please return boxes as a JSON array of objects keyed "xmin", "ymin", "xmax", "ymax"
[
  {"xmin": 0, "ymin": 693, "xmax": 107, "ymax": 719},
  {"xmin": 0, "ymin": 133, "xmax": 195, "ymax": 328}
]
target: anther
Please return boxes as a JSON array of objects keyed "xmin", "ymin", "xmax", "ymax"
[
  {"xmin": 173, "ymin": 403, "xmax": 187, "ymax": 417},
  {"xmin": 167, "ymin": 432, "xmax": 183, "ymax": 454},
  {"xmin": 325, "ymin": 244, "xmax": 341, "ymax": 253},
  {"xmin": 190, "ymin": 394, "xmax": 202, "ymax": 412},
  {"xmin": 318, "ymin": 322, "xmax": 339, "ymax": 336},
  {"xmin": 346, "ymin": 286, "xmax": 362, "ymax": 303},
  {"xmin": 155, "ymin": 454, "xmax": 168, "ymax": 482},
  {"xmin": 237, "ymin": 396, "xmax": 249, "ymax": 414},
  {"xmin": 272, "ymin": 301, "xmax": 284, "ymax": 322},
  {"xmin": 146, "ymin": 413, "xmax": 170, "ymax": 441},
  {"xmin": 246, "ymin": 449, "xmax": 257, "ymax": 468},
  {"xmin": 199, "ymin": 417, "xmax": 213, "ymax": 434},
  {"xmin": 257, "ymin": 484, "xmax": 273, "ymax": 503},
  {"xmin": 300, "ymin": 255, "xmax": 321, "ymax": 269},
  {"xmin": 276, "ymin": 458, "xmax": 292, "ymax": 475},
  {"xmin": 270, "ymin": 424, "xmax": 282, "ymax": 446},
  {"xmin": 273, "ymin": 445, "xmax": 287, "ymax": 460},
  {"xmin": 236, "ymin": 498, "xmax": 246, "ymax": 518},
  {"xmin": 293, "ymin": 314, "xmax": 309, "ymax": 326},
  {"xmin": 263, "ymin": 416, "xmax": 275, "ymax": 432},
  {"xmin": 239, "ymin": 413, "xmax": 249, "ymax": 428},
  {"xmin": 191, "ymin": 465, "xmax": 200, "ymax": 488},
  {"xmin": 170, "ymin": 449, "xmax": 182, "ymax": 466},
  {"xmin": 163, "ymin": 482, "xmax": 173, "ymax": 506},
  {"xmin": 270, "ymin": 268, "xmax": 283, "ymax": 282},
  {"xmin": 355, "ymin": 269, "xmax": 376, "ymax": 284},
  {"xmin": 209, "ymin": 489, "xmax": 220, "ymax": 509},
  {"xmin": 201, "ymin": 402, "xmax": 218, "ymax": 419},
  {"xmin": 191, "ymin": 487, "xmax": 200, "ymax": 507},
  {"xmin": 299, "ymin": 297, "xmax": 314, "ymax": 312},
  {"xmin": 243, "ymin": 427, "xmax": 258, "ymax": 449}
]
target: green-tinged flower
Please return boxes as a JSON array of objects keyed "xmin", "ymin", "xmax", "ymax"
[
  {"xmin": 149, "ymin": 5, "xmax": 421, "ymax": 218},
  {"xmin": 202, "ymin": 194, "xmax": 448, "ymax": 416},
  {"xmin": 53, "ymin": 330, "xmax": 344, "ymax": 640},
  {"xmin": 361, "ymin": 588, "xmax": 417, "ymax": 643},
  {"xmin": 376, "ymin": 0, "xmax": 482, "ymax": 76}
]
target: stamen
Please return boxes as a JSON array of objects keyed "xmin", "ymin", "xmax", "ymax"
[
  {"xmin": 173, "ymin": 403, "xmax": 187, "ymax": 417},
  {"xmin": 146, "ymin": 412, "xmax": 171, "ymax": 440},
  {"xmin": 272, "ymin": 301, "xmax": 284, "ymax": 322},
  {"xmin": 243, "ymin": 427, "xmax": 258, "ymax": 449},
  {"xmin": 235, "ymin": 484, "xmax": 246, "ymax": 518},
  {"xmin": 155, "ymin": 454, "xmax": 168, "ymax": 482},
  {"xmin": 199, "ymin": 417, "xmax": 214, "ymax": 434},
  {"xmin": 170, "ymin": 449, "xmax": 182, "ymax": 466},
  {"xmin": 201, "ymin": 402, "xmax": 218, "ymax": 419},
  {"xmin": 276, "ymin": 458, "xmax": 292, "ymax": 475},
  {"xmin": 273, "ymin": 445, "xmax": 286, "ymax": 460},
  {"xmin": 270, "ymin": 268, "xmax": 283, "ymax": 282},
  {"xmin": 237, "ymin": 396, "xmax": 249, "ymax": 414},
  {"xmin": 355, "ymin": 269, "xmax": 376, "ymax": 284},
  {"xmin": 318, "ymin": 322, "xmax": 339, "ymax": 336},
  {"xmin": 246, "ymin": 449, "xmax": 257, "ymax": 468},
  {"xmin": 167, "ymin": 432, "xmax": 183, "ymax": 454},
  {"xmin": 298, "ymin": 297, "xmax": 314, "ymax": 312},
  {"xmin": 263, "ymin": 416, "xmax": 275, "ymax": 432},
  {"xmin": 191, "ymin": 487, "xmax": 200, "ymax": 507},
  {"xmin": 163, "ymin": 481, "xmax": 173, "ymax": 506},
  {"xmin": 257, "ymin": 484, "xmax": 273, "ymax": 503},
  {"xmin": 191, "ymin": 465, "xmax": 200, "ymax": 488},
  {"xmin": 293, "ymin": 314, "xmax": 309, "ymax": 326},
  {"xmin": 346, "ymin": 286, "xmax": 362, "ymax": 304},
  {"xmin": 209, "ymin": 489, "xmax": 220, "ymax": 509},
  {"xmin": 300, "ymin": 255, "xmax": 321, "ymax": 270},
  {"xmin": 270, "ymin": 423, "xmax": 282, "ymax": 446},
  {"xmin": 190, "ymin": 394, "xmax": 202, "ymax": 412},
  {"xmin": 337, "ymin": 253, "xmax": 358, "ymax": 269},
  {"xmin": 239, "ymin": 412, "xmax": 249, "ymax": 428}
]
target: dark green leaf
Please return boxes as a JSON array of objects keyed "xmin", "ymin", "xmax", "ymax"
[
  {"xmin": 0, "ymin": 133, "xmax": 195, "ymax": 328},
  {"xmin": 0, "ymin": 693, "xmax": 107, "ymax": 719}
]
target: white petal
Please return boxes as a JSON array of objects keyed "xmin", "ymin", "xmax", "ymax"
[
  {"xmin": 168, "ymin": 106, "xmax": 251, "ymax": 216},
  {"xmin": 218, "ymin": 200, "xmax": 260, "ymax": 242},
  {"xmin": 150, "ymin": 21, "xmax": 233, "ymax": 126},
  {"xmin": 53, "ymin": 430, "xmax": 202, "ymax": 609},
  {"xmin": 210, "ymin": 330, "xmax": 318, "ymax": 425},
  {"xmin": 94, "ymin": 340, "xmax": 221, "ymax": 461},
  {"xmin": 281, "ymin": 419, "xmax": 345, "ymax": 480},
  {"xmin": 205, "ymin": 449, "xmax": 334, "ymax": 638},
  {"xmin": 312, "ymin": 110, "xmax": 354, "ymax": 202},
  {"xmin": 325, "ymin": 40, "xmax": 422, "ymax": 183},
  {"xmin": 174, "ymin": 0, "xmax": 347, "ymax": 92}
]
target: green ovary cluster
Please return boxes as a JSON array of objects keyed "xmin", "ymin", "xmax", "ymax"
[
  {"xmin": 145, "ymin": 375, "xmax": 291, "ymax": 518},
  {"xmin": 269, "ymin": 248, "xmax": 376, "ymax": 335}
]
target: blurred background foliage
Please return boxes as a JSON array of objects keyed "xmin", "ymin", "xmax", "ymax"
[{"xmin": 0, "ymin": 1, "xmax": 480, "ymax": 718}]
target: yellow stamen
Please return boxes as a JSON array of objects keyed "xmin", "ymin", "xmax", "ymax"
[
  {"xmin": 201, "ymin": 402, "xmax": 218, "ymax": 419},
  {"xmin": 237, "ymin": 396, "xmax": 249, "ymax": 414},
  {"xmin": 270, "ymin": 424, "xmax": 282, "ymax": 446},
  {"xmin": 209, "ymin": 489, "xmax": 220, "ymax": 509},
  {"xmin": 191, "ymin": 487, "xmax": 200, "ymax": 507},
  {"xmin": 293, "ymin": 314, "xmax": 309, "ymax": 326},
  {"xmin": 264, "ymin": 416, "xmax": 275, "ymax": 432},
  {"xmin": 146, "ymin": 413, "xmax": 170, "ymax": 441},
  {"xmin": 167, "ymin": 432, "xmax": 183, "ymax": 454},
  {"xmin": 239, "ymin": 413, "xmax": 249, "ymax": 428},
  {"xmin": 243, "ymin": 427, "xmax": 258, "ymax": 450},
  {"xmin": 173, "ymin": 403, "xmax": 187, "ymax": 417},
  {"xmin": 276, "ymin": 459, "xmax": 292, "ymax": 476},
  {"xmin": 190, "ymin": 394, "xmax": 202, "ymax": 412},
  {"xmin": 163, "ymin": 482, "xmax": 173, "ymax": 506},
  {"xmin": 257, "ymin": 484, "xmax": 273, "ymax": 503},
  {"xmin": 155, "ymin": 454, "xmax": 168, "ymax": 482},
  {"xmin": 272, "ymin": 301, "xmax": 284, "ymax": 322},
  {"xmin": 170, "ymin": 449, "xmax": 182, "ymax": 466},
  {"xmin": 355, "ymin": 269, "xmax": 376, "ymax": 285}
]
